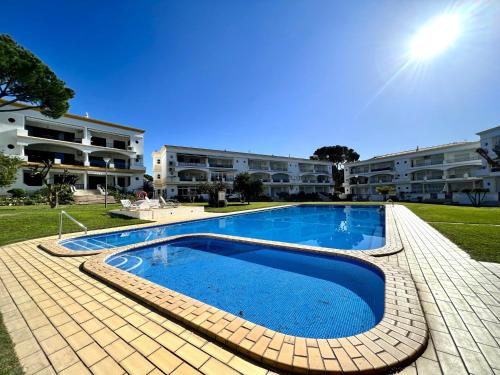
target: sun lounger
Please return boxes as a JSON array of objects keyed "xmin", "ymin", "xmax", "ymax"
[{"xmin": 160, "ymin": 196, "xmax": 180, "ymax": 208}]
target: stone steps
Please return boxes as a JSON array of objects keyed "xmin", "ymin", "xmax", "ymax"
[{"xmin": 73, "ymin": 195, "xmax": 116, "ymax": 205}]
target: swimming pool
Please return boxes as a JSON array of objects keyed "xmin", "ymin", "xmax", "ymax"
[
  {"xmin": 106, "ymin": 236, "xmax": 385, "ymax": 338},
  {"xmin": 61, "ymin": 204, "xmax": 385, "ymax": 251}
]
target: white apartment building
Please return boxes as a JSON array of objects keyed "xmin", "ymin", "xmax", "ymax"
[
  {"xmin": 152, "ymin": 145, "xmax": 334, "ymax": 199},
  {"xmin": 0, "ymin": 101, "xmax": 145, "ymax": 194},
  {"xmin": 344, "ymin": 125, "xmax": 500, "ymax": 204},
  {"xmin": 476, "ymin": 125, "xmax": 500, "ymax": 194}
]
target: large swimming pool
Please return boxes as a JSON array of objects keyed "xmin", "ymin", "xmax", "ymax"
[
  {"xmin": 62, "ymin": 204, "xmax": 385, "ymax": 251},
  {"xmin": 106, "ymin": 236, "xmax": 385, "ymax": 338}
]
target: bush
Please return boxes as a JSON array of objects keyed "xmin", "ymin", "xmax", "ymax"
[
  {"xmin": 288, "ymin": 192, "xmax": 321, "ymax": 202},
  {"xmin": 35, "ymin": 185, "xmax": 74, "ymax": 205},
  {"xmin": 7, "ymin": 188, "xmax": 26, "ymax": 198}
]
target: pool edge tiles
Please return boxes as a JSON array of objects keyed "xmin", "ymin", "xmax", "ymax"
[
  {"xmin": 39, "ymin": 203, "xmax": 403, "ymax": 257},
  {"xmin": 83, "ymin": 233, "xmax": 428, "ymax": 375}
]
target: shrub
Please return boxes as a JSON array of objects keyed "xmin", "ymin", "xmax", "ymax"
[{"xmin": 7, "ymin": 188, "xmax": 27, "ymax": 198}]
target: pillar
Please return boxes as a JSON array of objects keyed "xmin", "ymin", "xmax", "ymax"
[
  {"xmin": 83, "ymin": 151, "xmax": 90, "ymax": 166},
  {"xmin": 18, "ymin": 143, "xmax": 28, "ymax": 161}
]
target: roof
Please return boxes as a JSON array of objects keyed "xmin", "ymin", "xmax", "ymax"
[
  {"xmin": 160, "ymin": 145, "xmax": 331, "ymax": 164},
  {"xmin": 476, "ymin": 125, "xmax": 500, "ymax": 135},
  {"xmin": 0, "ymin": 99, "xmax": 145, "ymax": 134},
  {"xmin": 349, "ymin": 141, "xmax": 479, "ymax": 165}
]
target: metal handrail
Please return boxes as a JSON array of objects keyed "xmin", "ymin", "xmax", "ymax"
[{"xmin": 59, "ymin": 210, "xmax": 87, "ymax": 239}]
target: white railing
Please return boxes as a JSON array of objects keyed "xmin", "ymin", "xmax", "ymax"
[{"xmin": 59, "ymin": 210, "xmax": 87, "ymax": 239}]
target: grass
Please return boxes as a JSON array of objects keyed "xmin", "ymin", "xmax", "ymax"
[
  {"xmin": 401, "ymin": 203, "xmax": 500, "ymax": 225},
  {"xmin": 402, "ymin": 203, "xmax": 500, "ymax": 263},
  {"xmin": 430, "ymin": 223, "xmax": 500, "ymax": 263},
  {"xmin": 0, "ymin": 317, "xmax": 23, "ymax": 375},
  {"xmin": 0, "ymin": 204, "xmax": 149, "ymax": 247}
]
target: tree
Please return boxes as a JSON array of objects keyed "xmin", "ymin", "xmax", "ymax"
[
  {"xmin": 143, "ymin": 174, "xmax": 154, "ymax": 197},
  {"xmin": 375, "ymin": 185, "xmax": 395, "ymax": 201},
  {"xmin": 233, "ymin": 173, "xmax": 264, "ymax": 204},
  {"xmin": 0, "ymin": 34, "xmax": 74, "ymax": 119},
  {"xmin": 0, "ymin": 152, "xmax": 23, "ymax": 188},
  {"xmin": 198, "ymin": 180, "xmax": 227, "ymax": 207},
  {"xmin": 311, "ymin": 146, "xmax": 360, "ymax": 191},
  {"xmin": 29, "ymin": 160, "xmax": 78, "ymax": 208},
  {"xmin": 462, "ymin": 188, "xmax": 489, "ymax": 207}
]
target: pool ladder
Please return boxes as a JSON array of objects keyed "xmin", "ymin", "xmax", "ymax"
[{"xmin": 59, "ymin": 210, "xmax": 88, "ymax": 239}]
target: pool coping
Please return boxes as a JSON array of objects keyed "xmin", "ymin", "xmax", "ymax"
[
  {"xmin": 38, "ymin": 203, "xmax": 403, "ymax": 258},
  {"xmin": 82, "ymin": 232, "xmax": 428, "ymax": 374}
]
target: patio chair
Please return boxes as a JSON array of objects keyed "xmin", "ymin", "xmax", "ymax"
[
  {"xmin": 160, "ymin": 196, "xmax": 180, "ymax": 208},
  {"xmin": 145, "ymin": 196, "xmax": 161, "ymax": 208},
  {"xmin": 120, "ymin": 199, "xmax": 140, "ymax": 210}
]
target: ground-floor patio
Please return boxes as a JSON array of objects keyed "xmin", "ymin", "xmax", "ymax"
[{"xmin": 0, "ymin": 205, "xmax": 498, "ymax": 374}]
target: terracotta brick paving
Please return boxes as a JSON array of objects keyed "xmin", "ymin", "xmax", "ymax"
[{"xmin": 0, "ymin": 204, "xmax": 499, "ymax": 374}]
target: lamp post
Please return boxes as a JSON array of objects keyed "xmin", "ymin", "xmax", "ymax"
[{"xmin": 103, "ymin": 157, "xmax": 111, "ymax": 208}]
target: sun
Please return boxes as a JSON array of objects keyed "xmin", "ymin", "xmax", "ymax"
[{"xmin": 410, "ymin": 14, "xmax": 462, "ymax": 60}]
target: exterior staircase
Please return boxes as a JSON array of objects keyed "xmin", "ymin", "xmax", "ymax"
[{"xmin": 73, "ymin": 189, "xmax": 116, "ymax": 205}]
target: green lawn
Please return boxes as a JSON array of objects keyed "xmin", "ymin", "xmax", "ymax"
[
  {"xmin": 0, "ymin": 318, "xmax": 22, "ymax": 375},
  {"xmin": 0, "ymin": 204, "xmax": 149, "ymax": 247},
  {"xmin": 401, "ymin": 203, "xmax": 500, "ymax": 225},
  {"xmin": 402, "ymin": 203, "xmax": 500, "ymax": 263}
]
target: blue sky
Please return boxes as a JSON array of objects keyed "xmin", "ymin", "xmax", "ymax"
[{"xmin": 5, "ymin": 0, "xmax": 500, "ymax": 172}]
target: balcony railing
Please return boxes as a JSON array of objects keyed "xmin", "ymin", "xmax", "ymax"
[
  {"xmin": 272, "ymin": 179, "xmax": 290, "ymax": 183},
  {"xmin": 179, "ymin": 176, "xmax": 207, "ymax": 182},
  {"xmin": 370, "ymin": 166, "xmax": 393, "ymax": 172},
  {"xmin": 445, "ymin": 156, "xmax": 480, "ymax": 163},
  {"xmin": 270, "ymin": 167, "xmax": 288, "ymax": 172},
  {"xmin": 177, "ymin": 162, "xmax": 208, "ymax": 167},
  {"xmin": 411, "ymin": 175, "xmax": 443, "ymax": 181},
  {"xmin": 249, "ymin": 164, "xmax": 269, "ymax": 170},
  {"xmin": 314, "ymin": 168, "xmax": 329, "ymax": 173},
  {"xmin": 412, "ymin": 160, "xmax": 443, "ymax": 167},
  {"xmin": 209, "ymin": 163, "xmax": 233, "ymax": 168}
]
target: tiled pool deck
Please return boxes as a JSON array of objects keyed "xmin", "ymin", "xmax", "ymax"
[{"xmin": 0, "ymin": 205, "xmax": 499, "ymax": 374}]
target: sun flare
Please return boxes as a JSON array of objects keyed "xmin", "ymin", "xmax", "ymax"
[{"xmin": 410, "ymin": 14, "xmax": 462, "ymax": 60}]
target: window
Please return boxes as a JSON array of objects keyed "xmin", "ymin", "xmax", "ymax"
[
  {"xmin": 7, "ymin": 144, "xmax": 15, "ymax": 149},
  {"xmin": 113, "ymin": 140, "xmax": 126, "ymax": 150},
  {"xmin": 23, "ymin": 171, "xmax": 43, "ymax": 186},
  {"xmin": 135, "ymin": 177, "xmax": 139, "ymax": 181},
  {"xmin": 157, "ymin": 159, "xmax": 161, "ymax": 164},
  {"xmin": 157, "ymin": 174, "xmax": 161, "ymax": 179},
  {"xmin": 8, "ymin": 118, "xmax": 15, "ymax": 123}
]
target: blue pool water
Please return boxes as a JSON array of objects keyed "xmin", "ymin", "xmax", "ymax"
[
  {"xmin": 62, "ymin": 205, "xmax": 385, "ymax": 251},
  {"xmin": 106, "ymin": 236, "xmax": 385, "ymax": 338}
]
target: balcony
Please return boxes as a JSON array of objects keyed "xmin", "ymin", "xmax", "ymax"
[
  {"xmin": 25, "ymin": 125, "xmax": 82, "ymax": 144},
  {"xmin": 179, "ymin": 176, "xmax": 207, "ymax": 182},
  {"xmin": 177, "ymin": 162, "xmax": 208, "ymax": 168},
  {"xmin": 249, "ymin": 164, "xmax": 269, "ymax": 170},
  {"xmin": 208, "ymin": 162, "xmax": 233, "ymax": 168},
  {"xmin": 89, "ymin": 158, "xmax": 129, "ymax": 169},
  {"xmin": 314, "ymin": 165, "xmax": 329, "ymax": 173},
  {"xmin": 411, "ymin": 159, "xmax": 443, "ymax": 168},
  {"xmin": 270, "ymin": 164, "xmax": 288, "ymax": 172},
  {"xmin": 370, "ymin": 166, "xmax": 393, "ymax": 172},
  {"xmin": 350, "ymin": 166, "xmax": 370, "ymax": 174},
  {"xmin": 444, "ymin": 155, "xmax": 481, "ymax": 164}
]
